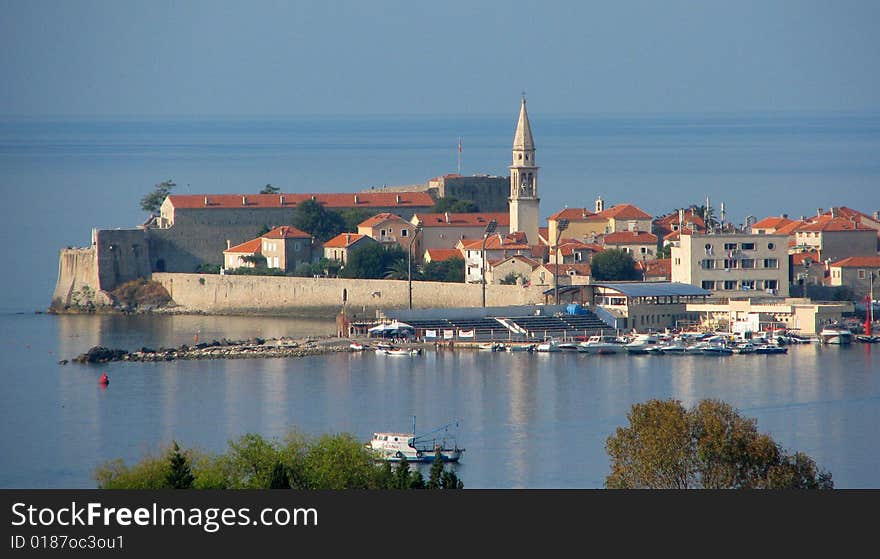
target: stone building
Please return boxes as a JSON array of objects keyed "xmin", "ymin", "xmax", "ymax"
[
  {"xmin": 410, "ymin": 212, "xmax": 510, "ymax": 254},
  {"xmin": 223, "ymin": 226, "xmax": 314, "ymax": 273},
  {"xmin": 357, "ymin": 213, "xmax": 418, "ymax": 252},
  {"xmin": 828, "ymin": 256, "xmax": 880, "ymax": 301},
  {"xmin": 323, "ymin": 233, "xmax": 377, "ymax": 264},
  {"xmin": 508, "ymin": 97, "xmax": 541, "ymax": 244}
]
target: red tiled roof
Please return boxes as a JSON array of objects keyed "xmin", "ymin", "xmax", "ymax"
[
  {"xmin": 460, "ymin": 232, "xmax": 530, "ymax": 251},
  {"xmin": 636, "ymin": 258, "xmax": 671, "ymax": 278},
  {"xmin": 664, "ymin": 227, "xmax": 697, "ymax": 241},
  {"xmin": 597, "ymin": 204, "xmax": 652, "ymax": 220},
  {"xmin": 602, "ymin": 231, "xmax": 658, "ymax": 244},
  {"xmin": 489, "ymin": 255, "xmax": 541, "ymax": 269},
  {"xmin": 653, "ymin": 210, "xmax": 706, "ymax": 232},
  {"xmin": 772, "ymin": 220, "xmax": 809, "ymax": 236},
  {"xmin": 829, "ymin": 256, "xmax": 880, "ymax": 268},
  {"xmin": 791, "ymin": 251, "xmax": 820, "ymax": 266},
  {"xmin": 358, "ymin": 212, "xmax": 409, "ymax": 228},
  {"xmin": 261, "ymin": 225, "xmax": 311, "ymax": 239},
  {"xmin": 817, "ymin": 207, "xmax": 880, "ymax": 226},
  {"xmin": 168, "ymin": 192, "xmax": 435, "ymax": 210},
  {"xmin": 540, "ymin": 263, "xmax": 593, "ymax": 277},
  {"xmin": 413, "ymin": 212, "xmax": 510, "ymax": 227},
  {"xmin": 752, "ymin": 216, "xmax": 795, "ymax": 230},
  {"xmin": 323, "ymin": 233, "xmax": 369, "ymax": 248},
  {"xmin": 797, "ymin": 217, "xmax": 870, "ymax": 232},
  {"xmin": 224, "ymin": 238, "xmax": 262, "ymax": 254},
  {"xmin": 425, "ymin": 249, "xmax": 463, "ymax": 262},
  {"xmin": 548, "ymin": 208, "xmax": 600, "ymax": 221}
]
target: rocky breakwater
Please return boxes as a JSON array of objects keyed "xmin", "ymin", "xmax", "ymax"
[{"xmin": 66, "ymin": 337, "xmax": 352, "ymax": 364}]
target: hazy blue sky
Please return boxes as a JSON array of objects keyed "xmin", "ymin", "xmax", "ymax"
[{"xmin": 2, "ymin": 0, "xmax": 879, "ymax": 117}]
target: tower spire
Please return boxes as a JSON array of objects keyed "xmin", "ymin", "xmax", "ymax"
[{"xmin": 513, "ymin": 96, "xmax": 534, "ymax": 151}]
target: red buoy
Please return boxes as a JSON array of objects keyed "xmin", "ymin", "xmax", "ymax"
[{"xmin": 99, "ymin": 373, "xmax": 109, "ymax": 385}]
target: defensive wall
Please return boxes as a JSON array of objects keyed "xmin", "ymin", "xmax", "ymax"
[{"xmin": 153, "ymin": 273, "xmax": 545, "ymax": 316}]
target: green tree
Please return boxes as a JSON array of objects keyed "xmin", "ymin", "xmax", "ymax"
[
  {"xmin": 440, "ymin": 468, "xmax": 464, "ymax": 489},
  {"xmin": 303, "ymin": 433, "xmax": 378, "ymax": 489},
  {"xmin": 223, "ymin": 434, "xmax": 281, "ymax": 489},
  {"xmin": 590, "ymin": 248, "xmax": 640, "ymax": 281},
  {"xmin": 336, "ymin": 208, "xmax": 373, "ymax": 232},
  {"xmin": 260, "ymin": 184, "xmax": 280, "ymax": 194},
  {"xmin": 432, "ymin": 197, "xmax": 480, "ymax": 213},
  {"xmin": 165, "ymin": 441, "xmax": 195, "ymax": 489},
  {"xmin": 422, "ymin": 257, "xmax": 465, "ymax": 283},
  {"xmin": 140, "ymin": 180, "xmax": 175, "ymax": 215},
  {"xmin": 605, "ymin": 399, "xmax": 833, "ymax": 489},
  {"xmin": 427, "ymin": 449, "xmax": 445, "ymax": 489},
  {"xmin": 340, "ymin": 244, "xmax": 407, "ymax": 279},
  {"xmin": 385, "ymin": 257, "xmax": 418, "ymax": 280},
  {"xmin": 499, "ymin": 272, "xmax": 526, "ymax": 285},
  {"xmin": 657, "ymin": 244, "xmax": 671, "ymax": 259},
  {"xmin": 292, "ymin": 199, "xmax": 346, "ymax": 242}
]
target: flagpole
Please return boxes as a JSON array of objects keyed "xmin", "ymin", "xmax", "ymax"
[{"xmin": 457, "ymin": 137, "xmax": 462, "ymax": 175}]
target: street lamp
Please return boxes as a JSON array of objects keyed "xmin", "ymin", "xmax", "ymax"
[
  {"xmin": 481, "ymin": 219, "xmax": 498, "ymax": 307},
  {"xmin": 407, "ymin": 224, "xmax": 423, "ymax": 310},
  {"xmin": 553, "ymin": 218, "xmax": 569, "ymax": 305},
  {"xmin": 801, "ymin": 256, "xmax": 812, "ymax": 299}
]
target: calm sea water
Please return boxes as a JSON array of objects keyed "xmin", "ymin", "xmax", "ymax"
[
  {"xmin": 0, "ymin": 312, "xmax": 877, "ymax": 488},
  {"xmin": 1, "ymin": 112, "xmax": 879, "ymax": 312}
]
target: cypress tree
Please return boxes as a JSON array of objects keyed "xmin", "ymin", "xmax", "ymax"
[
  {"xmin": 165, "ymin": 441, "xmax": 195, "ymax": 489},
  {"xmin": 427, "ymin": 449, "xmax": 444, "ymax": 489},
  {"xmin": 269, "ymin": 462, "xmax": 290, "ymax": 489}
]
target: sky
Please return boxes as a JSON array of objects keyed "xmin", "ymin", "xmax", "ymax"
[{"xmin": 2, "ymin": 0, "xmax": 879, "ymax": 117}]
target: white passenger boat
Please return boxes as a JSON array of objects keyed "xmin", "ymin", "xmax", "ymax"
[
  {"xmin": 367, "ymin": 420, "xmax": 464, "ymax": 463},
  {"xmin": 478, "ymin": 343, "xmax": 505, "ymax": 352},
  {"xmin": 819, "ymin": 327, "xmax": 853, "ymax": 345},
  {"xmin": 506, "ymin": 343, "xmax": 535, "ymax": 352},
  {"xmin": 578, "ymin": 335, "xmax": 626, "ymax": 354},
  {"xmin": 536, "ymin": 339, "xmax": 562, "ymax": 352},
  {"xmin": 625, "ymin": 334, "xmax": 663, "ymax": 354}
]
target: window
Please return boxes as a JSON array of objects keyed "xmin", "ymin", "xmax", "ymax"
[
  {"xmin": 294, "ymin": 241, "xmax": 301, "ymax": 251},
  {"xmin": 740, "ymin": 280, "xmax": 756, "ymax": 290},
  {"xmin": 741, "ymin": 242, "xmax": 755, "ymax": 250},
  {"xmin": 741, "ymin": 259, "xmax": 755, "ymax": 269},
  {"xmin": 858, "ymin": 270, "xmax": 866, "ymax": 279},
  {"xmin": 763, "ymin": 258, "xmax": 778, "ymax": 269},
  {"xmin": 401, "ymin": 229, "xmax": 408, "ymax": 237},
  {"xmin": 765, "ymin": 280, "xmax": 778, "ymax": 290},
  {"xmin": 724, "ymin": 243, "xmax": 738, "ymax": 251},
  {"xmin": 380, "ymin": 229, "xmax": 386, "ymax": 238},
  {"xmin": 724, "ymin": 280, "xmax": 737, "ymax": 290},
  {"xmin": 701, "ymin": 281, "xmax": 715, "ymax": 290},
  {"xmin": 640, "ymin": 247, "xmax": 649, "ymax": 254},
  {"xmin": 768, "ymin": 242, "xmax": 775, "ymax": 250},
  {"xmin": 675, "ymin": 258, "xmax": 681, "ymax": 265},
  {"xmin": 701, "ymin": 259, "xmax": 715, "ymax": 269},
  {"xmin": 723, "ymin": 259, "xmax": 738, "ymax": 269}
]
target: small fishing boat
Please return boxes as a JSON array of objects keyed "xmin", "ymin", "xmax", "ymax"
[
  {"xmin": 349, "ymin": 342, "xmax": 368, "ymax": 351},
  {"xmin": 375, "ymin": 347, "xmax": 421, "ymax": 356},
  {"xmin": 367, "ymin": 419, "xmax": 464, "ymax": 463},
  {"xmin": 478, "ymin": 343, "xmax": 505, "ymax": 352},
  {"xmin": 755, "ymin": 345, "xmax": 788, "ymax": 354},
  {"xmin": 536, "ymin": 339, "xmax": 562, "ymax": 352},
  {"xmin": 855, "ymin": 335, "xmax": 880, "ymax": 343}
]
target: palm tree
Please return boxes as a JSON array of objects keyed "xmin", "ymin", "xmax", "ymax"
[{"xmin": 384, "ymin": 257, "xmax": 414, "ymax": 280}]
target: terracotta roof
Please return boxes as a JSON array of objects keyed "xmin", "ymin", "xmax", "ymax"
[
  {"xmin": 773, "ymin": 220, "xmax": 809, "ymax": 236},
  {"xmin": 224, "ymin": 238, "xmax": 263, "ymax": 254},
  {"xmin": 829, "ymin": 256, "xmax": 880, "ymax": 268},
  {"xmin": 540, "ymin": 263, "xmax": 593, "ymax": 277},
  {"xmin": 597, "ymin": 204, "xmax": 652, "ymax": 220},
  {"xmin": 357, "ymin": 212, "xmax": 410, "ymax": 228},
  {"xmin": 167, "ymin": 192, "xmax": 435, "ymax": 210},
  {"xmin": 261, "ymin": 225, "xmax": 311, "ymax": 239},
  {"xmin": 548, "ymin": 208, "xmax": 600, "ymax": 221},
  {"xmin": 752, "ymin": 216, "xmax": 795, "ymax": 230},
  {"xmin": 459, "ymin": 232, "xmax": 530, "ymax": 251},
  {"xmin": 817, "ymin": 207, "xmax": 880, "ymax": 226},
  {"xmin": 489, "ymin": 255, "xmax": 541, "ymax": 269},
  {"xmin": 413, "ymin": 212, "xmax": 510, "ymax": 227},
  {"xmin": 791, "ymin": 251, "xmax": 820, "ymax": 266},
  {"xmin": 557, "ymin": 240, "xmax": 603, "ymax": 256},
  {"xmin": 425, "ymin": 249, "xmax": 463, "ymax": 262},
  {"xmin": 797, "ymin": 217, "xmax": 870, "ymax": 232},
  {"xmin": 653, "ymin": 210, "xmax": 706, "ymax": 233},
  {"xmin": 323, "ymin": 233, "xmax": 369, "ymax": 248},
  {"xmin": 603, "ymin": 230, "xmax": 658, "ymax": 244},
  {"xmin": 637, "ymin": 258, "xmax": 671, "ymax": 278}
]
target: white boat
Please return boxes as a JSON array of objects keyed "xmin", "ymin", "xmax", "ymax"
[
  {"xmin": 557, "ymin": 342, "xmax": 580, "ymax": 351},
  {"xmin": 658, "ymin": 341, "xmax": 688, "ymax": 354},
  {"xmin": 506, "ymin": 344, "xmax": 535, "ymax": 352},
  {"xmin": 578, "ymin": 335, "xmax": 625, "ymax": 354},
  {"xmin": 349, "ymin": 342, "xmax": 368, "ymax": 351},
  {"xmin": 366, "ymin": 420, "xmax": 464, "ymax": 463},
  {"xmin": 687, "ymin": 341, "xmax": 733, "ymax": 355},
  {"xmin": 376, "ymin": 347, "xmax": 421, "ymax": 356},
  {"xmin": 536, "ymin": 339, "xmax": 562, "ymax": 352},
  {"xmin": 731, "ymin": 342, "xmax": 757, "ymax": 354},
  {"xmin": 478, "ymin": 343, "xmax": 505, "ymax": 352},
  {"xmin": 819, "ymin": 327, "xmax": 852, "ymax": 345},
  {"xmin": 625, "ymin": 334, "xmax": 663, "ymax": 354}
]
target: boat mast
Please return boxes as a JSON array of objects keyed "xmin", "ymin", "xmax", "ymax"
[{"xmin": 867, "ymin": 273, "xmax": 874, "ymax": 337}]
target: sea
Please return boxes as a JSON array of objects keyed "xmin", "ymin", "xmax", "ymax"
[{"xmin": 0, "ymin": 112, "xmax": 879, "ymax": 488}]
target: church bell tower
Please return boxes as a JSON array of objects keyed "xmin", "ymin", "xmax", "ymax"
[{"xmin": 509, "ymin": 96, "xmax": 540, "ymax": 244}]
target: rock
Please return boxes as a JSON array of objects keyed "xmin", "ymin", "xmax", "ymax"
[
  {"xmin": 73, "ymin": 346, "xmax": 128, "ymax": 364},
  {"xmin": 58, "ymin": 359, "xmax": 68, "ymax": 365}
]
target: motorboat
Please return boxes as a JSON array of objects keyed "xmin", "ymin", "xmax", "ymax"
[
  {"xmin": 578, "ymin": 335, "xmax": 626, "ymax": 354},
  {"xmin": 506, "ymin": 343, "xmax": 535, "ymax": 352},
  {"xmin": 478, "ymin": 343, "xmax": 505, "ymax": 352},
  {"xmin": 855, "ymin": 335, "xmax": 880, "ymax": 343},
  {"xmin": 536, "ymin": 339, "xmax": 562, "ymax": 352},
  {"xmin": 687, "ymin": 341, "xmax": 733, "ymax": 355},
  {"xmin": 731, "ymin": 342, "xmax": 757, "ymax": 354},
  {"xmin": 349, "ymin": 342, "xmax": 368, "ymax": 351},
  {"xmin": 658, "ymin": 341, "xmax": 688, "ymax": 354},
  {"xmin": 755, "ymin": 345, "xmax": 788, "ymax": 354},
  {"xmin": 367, "ymin": 420, "xmax": 464, "ymax": 463},
  {"xmin": 819, "ymin": 327, "xmax": 853, "ymax": 345},
  {"xmin": 376, "ymin": 347, "xmax": 421, "ymax": 356},
  {"xmin": 625, "ymin": 334, "xmax": 663, "ymax": 354},
  {"xmin": 557, "ymin": 342, "xmax": 580, "ymax": 351}
]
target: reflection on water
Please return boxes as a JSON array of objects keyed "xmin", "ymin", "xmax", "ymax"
[{"xmin": 0, "ymin": 313, "xmax": 878, "ymax": 488}]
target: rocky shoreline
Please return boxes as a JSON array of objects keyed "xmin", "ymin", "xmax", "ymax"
[{"xmin": 63, "ymin": 336, "xmax": 363, "ymax": 364}]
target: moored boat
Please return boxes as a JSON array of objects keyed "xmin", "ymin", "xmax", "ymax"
[
  {"xmin": 367, "ymin": 420, "xmax": 464, "ymax": 463},
  {"xmin": 819, "ymin": 327, "xmax": 853, "ymax": 345},
  {"xmin": 625, "ymin": 334, "xmax": 662, "ymax": 354},
  {"xmin": 578, "ymin": 335, "xmax": 626, "ymax": 354},
  {"xmin": 506, "ymin": 343, "xmax": 535, "ymax": 352}
]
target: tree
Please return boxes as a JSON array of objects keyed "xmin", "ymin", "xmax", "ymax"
[
  {"xmin": 340, "ymin": 244, "xmax": 407, "ymax": 280},
  {"xmin": 427, "ymin": 450, "xmax": 445, "ymax": 489},
  {"xmin": 223, "ymin": 433, "xmax": 281, "ymax": 489},
  {"xmin": 499, "ymin": 272, "xmax": 526, "ymax": 285},
  {"xmin": 291, "ymin": 199, "xmax": 346, "ymax": 242},
  {"xmin": 384, "ymin": 257, "xmax": 417, "ymax": 280},
  {"xmin": 422, "ymin": 257, "xmax": 465, "ymax": 283},
  {"xmin": 260, "ymin": 184, "xmax": 280, "ymax": 194},
  {"xmin": 337, "ymin": 208, "xmax": 373, "ymax": 233},
  {"xmin": 165, "ymin": 441, "xmax": 195, "ymax": 489},
  {"xmin": 590, "ymin": 248, "xmax": 640, "ymax": 281},
  {"xmin": 140, "ymin": 180, "xmax": 175, "ymax": 215},
  {"xmin": 303, "ymin": 433, "xmax": 378, "ymax": 489},
  {"xmin": 657, "ymin": 244, "xmax": 671, "ymax": 259},
  {"xmin": 268, "ymin": 462, "xmax": 291, "ymax": 489},
  {"xmin": 605, "ymin": 399, "xmax": 833, "ymax": 489},
  {"xmin": 432, "ymin": 197, "xmax": 480, "ymax": 213}
]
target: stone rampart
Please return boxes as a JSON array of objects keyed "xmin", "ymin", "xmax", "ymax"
[{"xmin": 153, "ymin": 273, "xmax": 544, "ymax": 316}]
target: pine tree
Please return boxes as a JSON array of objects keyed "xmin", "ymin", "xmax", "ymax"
[
  {"xmin": 165, "ymin": 441, "xmax": 195, "ymax": 489},
  {"xmin": 394, "ymin": 456, "xmax": 411, "ymax": 489},
  {"xmin": 440, "ymin": 469, "xmax": 464, "ymax": 489},
  {"xmin": 427, "ymin": 449, "xmax": 444, "ymax": 489}
]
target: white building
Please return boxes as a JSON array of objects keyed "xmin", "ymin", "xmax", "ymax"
[{"xmin": 671, "ymin": 231, "xmax": 790, "ymax": 297}]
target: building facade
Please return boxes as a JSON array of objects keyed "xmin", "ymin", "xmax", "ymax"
[{"xmin": 508, "ymin": 97, "xmax": 540, "ymax": 244}]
